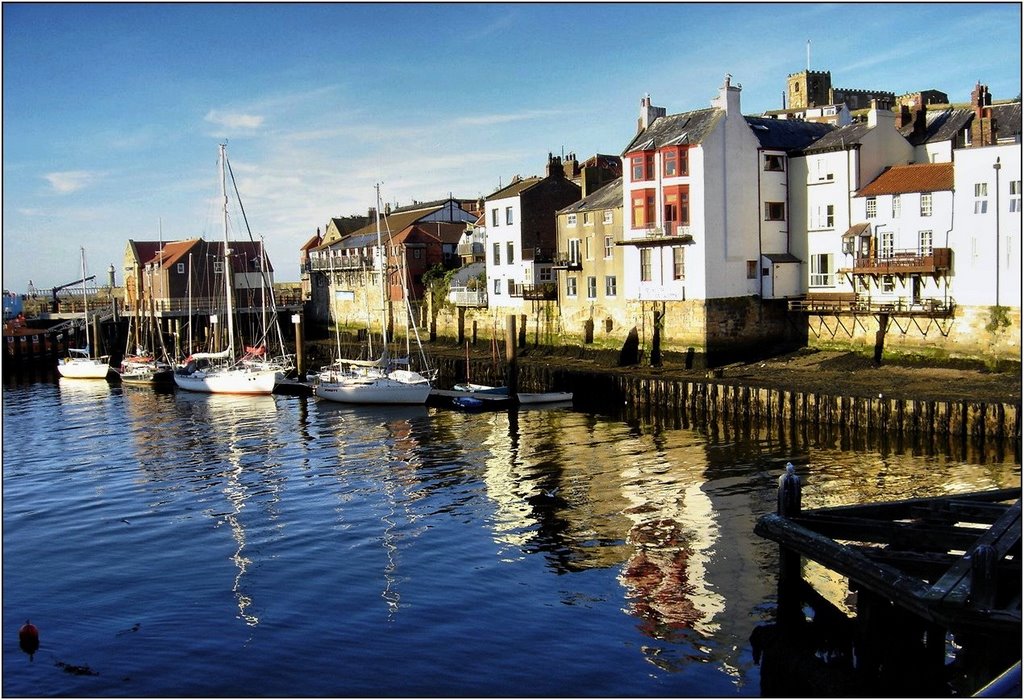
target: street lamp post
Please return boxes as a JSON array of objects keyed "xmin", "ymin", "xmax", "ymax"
[{"xmin": 993, "ymin": 157, "xmax": 1001, "ymax": 307}]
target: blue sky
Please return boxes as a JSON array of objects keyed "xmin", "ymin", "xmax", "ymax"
[{"xmin": 3, "ymin": 2, "xmax": 1021, "ymax": 288}]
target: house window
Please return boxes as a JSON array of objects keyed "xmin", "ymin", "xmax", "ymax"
[
  {"xmin": 538, "ymin": 267, "xmax": 553, "ymax": 282},
  {"xmin": 177, "ymin": 263, "xmax": 185, "ymax": 274},
  {"xmin": 413, "ymin": 249, "xmax": 422, "ymax": 259},
  {"xmin": 661, "ymin": 147, "xmax": 689, "ymax": 178},
  {"xmin": 920, "ymin": 193, "xmax": 933, "ymax": 217},
  {"xmin": 493, "ymin": 242, "xmax": 501, "ymax": 266},
  {"xmin": 813, "ymin": 204, "xmax": 834, "ymax": 229},
  {"xmin": 879, "ymin": 230, "xmax": 894, "ymax": 259},
  {"xmin": 506, "ymin": 242, "xmax": 514, "ymax": 265},
  {"xmin": 214, "ymin": 261, "xmax": 223, "ymax": 273},
  {"xmin": 583, "ymin": 212, "xmax": 592, "ymax": 226},
  {"xmin": 640, "ymin": 248, "xmax": 653, "ymax": 282},
  {"xmin": 605, "ymin": 275, "xmax": 617, "ymax": 297},
  {"xmin": 505, "ymin": 207, "xmax": 513, "ymax": 225},
  {"xmin": 825, "ymin": 204, "xmax": 834, "ymax": 228},
  {"xmin": 631, "ymin": 189, "xmax": 656, "ymax": 229},
  {"xmin": 604, "ymin": 236, "xmax": 613, "ymax": 259},
  {"xmin": 587, "ymin": 276, "xmax": 597, "ymax": 299},
  {"xmin": 507, "ymin": 279, "xmax": 516, "ymax": 296},
  {"xmin": 919, "ymin": 230, "xmax": 933, "ymax": 255},
  {"xmin": 1010, "ymin": 180, "xmax": 1021, "ymax": 213},
  {"xmin": 816, "ymin": 159, "xmax": 833, "ymax": 181},
  {"xmin": 568, "ymin": 238, "xmax": 581, "ymax": 265},
  {"xmin": 974, "ymin": 182, "xmax": 988, "ymax": 214},
  {"xmin": 746, "ymin": 260, "xmax": 757, "ymax": 279},
  {"xmin": 603, "ymin": 209, "xmax": 613, "ymax": 224},
  {"xmin": 566, "ymin": 276, "xmax": 577, "ymax": 297},
  {"xmin": 673, "ymin": 247, "xmax": 685, "ymax": 280},
  {"xmin": 492, "ymin": 208, "xmax": 500, "ymax": 227},
  {"xmin": 881, "ymin": 275, "xmax": 895, "ymax": 293},
  {"xmin": 764, "ymin": 202, "xmax": 785, "ymax": 221},
  {"xmin": 891, "ymin": 195, "xmax": 901, "ymax": 218},
  {"xmin": 663, "ymin": 186, "xmax": 689, "ymax": 231},
  {"xmin": 866, "ymin": 196, "xmax": 877, "ymax": 218},
  {"xmin": 809, "ymin": 253, "xmax": 834, "ymax": 287},
  {"xmin": 567, "ymin": 213, "xmax": 577, "ymax": 226},
  {"xmin": 493, "ymin": 279, "xmax": 502, "ymax": 295},
  {"xmin": 630, "ymin": 152, "xmax": 655, "ymax": 181},
  {"xmin": 764, "ymin": 154, "xmax": 785, "ymax": 172},
  {"xmin": 584, "ymin": 236, "xmax": 592, "ymax": 260}
]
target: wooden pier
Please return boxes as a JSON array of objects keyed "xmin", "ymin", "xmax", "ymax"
[{"xmin": 752, "ymin": 473, "xmax": 1021, "ymax": 696}]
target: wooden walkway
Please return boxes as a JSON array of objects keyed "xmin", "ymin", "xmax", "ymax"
[{"xmin": 753, "ymin": 480, "xmax": 1021, "ymax": 695}]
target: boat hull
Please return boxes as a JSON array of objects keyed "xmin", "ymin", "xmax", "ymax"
[
  {"xmin": 57, "ymin": 358, "xmax": 111, "ymax": 379},
  {"xmin": 173, "ymin": 367, "xmax": 277, "ymax": 394},
  {"xmin": 315, "ymin": 376, "xmax": 431, "ymax": 405}
]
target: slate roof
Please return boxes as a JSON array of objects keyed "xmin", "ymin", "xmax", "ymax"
[
  {"xmin": 745, "ymin": 117, "xmax": 835, "ymax": 151},
  {"xmin": 856, "ymin": 163, "xmax": 954, "ymax": 197},
  {"xmin": 762, "ymin": 252, "xmax": 801, "ymax": 263},
  {"xmin": 410, "ymin": 221, "xmax": 467, "ymax": 245},
  {"xmin": 898, "ymin": 108, "xmax": 973, "ymax": 146},
  {"xmin": 321, "ymin": 205, "xmax": 447, "ymax": 251},
  {"xmin": 558, "ymin": 177, "xmax": 623, "ymax": 215},
  {"xmin": 622, "ymin": 107, "xmax": 723, "ymax": 154},
  {"xmin": 799, "ymin": 122, "xmax": 875, "ymax": 154},
  {"xmin": 486, "ymin": 176, "xmax": 543, "ymax": 201},
  {"xmin": 991, "ymin": 102, "xmax": 1023, "ymax": 139}
]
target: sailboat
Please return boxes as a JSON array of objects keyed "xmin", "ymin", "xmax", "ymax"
[
  {"xmin": 57, "ymin": 248, "xmax": 112, "ymax": 379},
  {"xmin": 119, "ymin": 253, "xmax": 173, "ymax": 385},
  {"xmin": 173, "ymin": 144, "xmax": 279, "ymax": 395},
  {"xmin": 313, "ymin": 185, "xmax": 435, "ymax": 405}
]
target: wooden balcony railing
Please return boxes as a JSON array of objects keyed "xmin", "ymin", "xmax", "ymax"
[{"xmin": 841, "ymin": 248, "xmax": 952, "ymax": 275}]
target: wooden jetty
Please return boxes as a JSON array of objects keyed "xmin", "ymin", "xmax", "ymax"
[{"xmin": 752, "ymin": 473, "xmax": 1020, "ymax": 696}]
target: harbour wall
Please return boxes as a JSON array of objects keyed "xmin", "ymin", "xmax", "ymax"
[{"xmin": 428, "ymin": 354, "xmax": 1022, "ymax": 447}]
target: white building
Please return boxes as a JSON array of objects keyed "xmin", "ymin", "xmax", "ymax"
[
  {"xmin": 791, "ymin": 104, "xmax": 915, "ymax": 295},
  {"xmin": 847, "ymin": 162, "xmax": 955, "ymax": 309},
  {"xmin": 949, "ymin": 143, "xmax": 1022, "ymax": 309}
]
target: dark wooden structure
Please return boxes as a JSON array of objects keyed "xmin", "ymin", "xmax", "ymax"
[{"xmin": 753, "ymin": 479, "xmax": 1021, "ymax": 696}]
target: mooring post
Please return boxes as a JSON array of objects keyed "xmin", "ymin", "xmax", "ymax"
[
  {"xmin": 292, "ymin": 313, "xmax": 304, "ymax": 378},
  {"xmin": 969, "ymin": 543, "xmax": 998, "ymax": 609},
  {"xmin": 505, "ymin": 315, "xmax": 518, "ymax": 400},
  {"xmin": 777, "ymin": 462, "xmax": 803, "ymax": 624}
]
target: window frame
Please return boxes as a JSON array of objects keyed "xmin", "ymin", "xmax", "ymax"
[
  {"xmin": 492, "ymin": 242, "xmax": 501, "ymax": 266},
  {"xmin": 673, "ymin": 247, "xmax": 685, "ymax": 280},
  {"xmin": 586, "ymin": 276, "xmax": 597, "ymax": 299},
  {"xmin": 566, "ymin": 276, "xmax": 578, "ymax": 297},
  {"xmin": 506, "ymin": 242, "xmax": 514, "ymax": 265},
  {"xmin": 866, "ymin": 196, "xmax": 877, "ymax": 218},
  {"xmin": 764, "ymin": 201, "xmax": 785, "ymax": 221},
  {"xmin": 640, "ymin": 248, "xmax": 652, "ymax": 282},
  {"xmin": 764, "ymin": 154, "xmax": 785, "ymax": 172},
  {"xmin": 505, "ymin": 207, "xmax": 513, "ymax": 225},
  {"xmin": 920, "ymin": 192, "xmax": 933, "ymax": 217},
  {"xmin": 605, "ymin": 275, "xmax": 617, "ymax": 297}
]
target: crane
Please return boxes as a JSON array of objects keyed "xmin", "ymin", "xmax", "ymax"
[{"xmin": 51, "ymin": 275, "xmax": 96, "ymax": 312}]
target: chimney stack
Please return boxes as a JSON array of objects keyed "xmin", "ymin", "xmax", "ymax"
[
  {"xmin": 637, "ymin": 94, "xmax": 666, "ymax": 134},
  {"xmin": 970, "ymin": 82, "xmax": 996, "ymax": 146}
]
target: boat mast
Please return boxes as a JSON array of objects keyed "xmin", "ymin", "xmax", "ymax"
[
  {"xmin": 375, "ymin": 183, "xmax": 388, "ymax": 353},
  {"xmin": 220, "ymin": 144, "xmax": 236, "ymax": 360},
  {"xmin": 81, "ymin": 247, "xmax": 92, "ymax": 357},
  {"xmin": 187, "ymin": 252, "xmax": 193, "ymax": 355}
]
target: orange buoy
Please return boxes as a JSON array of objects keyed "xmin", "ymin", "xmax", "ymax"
[{"xmin": 19, "ymin": 620, "xmax": 39, "ymax": 660}]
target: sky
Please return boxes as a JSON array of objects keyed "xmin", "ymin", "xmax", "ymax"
[{"xmin": 2, "ymin": 2, "xmax": 1021, "ymax": 290}]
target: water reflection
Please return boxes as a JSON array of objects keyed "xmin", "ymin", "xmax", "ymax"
[
  {"xmin": 311, "ymin": 402, "xmax": 429, "ymax": 619},
  {"xmin": 172, "ymin": 392, "xmax": 282, "ymax": 627}
]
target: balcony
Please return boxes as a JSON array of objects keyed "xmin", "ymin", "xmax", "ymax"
[
  {"xmin": 516, "ymin": 283, "xmax": 557, "ymax": 301},
  {"xmin": 621, "ymin": 223, "xmax": 695, "ymax": 247},
  {"xmin": 449, "ymin": 287, "xmax": 488, "ymax": 307},
  {"xmin": 551, "ymin": 255, "xmax": 582, "ymax": 270},
  {"xmin": 305, "ymin": 255, "xmax": 375, "ymax": 272},
  {"xmin": 457, "ymin": 241, "xmax": 484, "ymax": 257},
  {"xmin": 841, "ymin": 248, "xmax": 952, "ymax": 276}
]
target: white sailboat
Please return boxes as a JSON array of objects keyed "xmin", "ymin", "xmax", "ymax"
[
  {"xmin": 173, "ymin": 144, "xmax": 278, "ymax": 395},
  {"xmin": 314, "ymin": 185, "xmax": 435, "ymax": 405},
  {"xmin": 57, "ymin": 248, "xmax": 112, "ymax": 379}
]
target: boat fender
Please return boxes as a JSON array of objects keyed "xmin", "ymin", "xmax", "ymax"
[{"xmin": 19, "ymin": 620, "xmax": 39, "ymax": 660}]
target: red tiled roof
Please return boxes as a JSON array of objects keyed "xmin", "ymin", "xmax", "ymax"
[{"xmin": 857, "ymin": 163, "xmax": 954, "ymax": 196}]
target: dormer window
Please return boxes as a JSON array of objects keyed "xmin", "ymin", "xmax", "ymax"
[
  {"xmin": 660, "ymin": 146, "xmax": 689, "ymax": 177},
  {"xmin": 630, "ymin": 152, "xmax": 655, "ymax": 181}
]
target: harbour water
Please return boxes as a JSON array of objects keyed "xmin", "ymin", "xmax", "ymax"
[{"xmin": 2, "ymin": 375, "xmax": 1019, "ymax": 697}]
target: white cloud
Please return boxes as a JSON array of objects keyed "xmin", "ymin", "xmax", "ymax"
[
  {"xmin": 44, "ymin": 171, "xmax": 97, "ymax": 193},
  {"xmin": 204, "ymin": 109, "xmax": 265, "ymax": 130}
]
